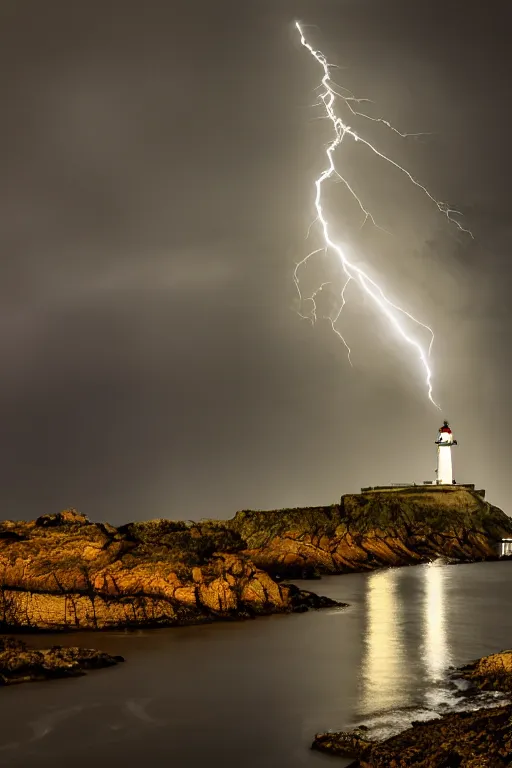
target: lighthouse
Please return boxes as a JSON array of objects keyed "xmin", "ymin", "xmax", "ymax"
[{"xmin": 435, "ymin": 420, "xmax": 457, "ymax": 484}]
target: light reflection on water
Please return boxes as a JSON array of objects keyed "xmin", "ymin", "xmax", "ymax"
[
  {"xmin": 423, "ymin": 563, "xmax": 453, "ymax": 683},
  {"xmin": 361, "ymin": 567, "xmax": 407, "ymax": 713},
  {"xmin": 360, "ymin": 562, "xmax": 454, "ymax": 716},
  {"xmin": 357, "ymin": 561, "xmax": 507, "ymax": 739},
  {"xmin": 2, "ymin": 561, "xmax": 512, "ymax": 768}
]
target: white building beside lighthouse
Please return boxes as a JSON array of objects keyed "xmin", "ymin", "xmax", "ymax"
[{"xmin": 435, "ymin": 421, "xmax": 457, "ymax": 484}]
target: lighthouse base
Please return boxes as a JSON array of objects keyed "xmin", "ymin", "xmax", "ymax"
[{"xmin": 360, "ymin": 484, "xmax": 485, "ymax": 499}]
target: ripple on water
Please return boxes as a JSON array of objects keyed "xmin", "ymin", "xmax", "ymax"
[{"xmin": 351, "ymin": 676, "xmax": 509, "ymax": 741}]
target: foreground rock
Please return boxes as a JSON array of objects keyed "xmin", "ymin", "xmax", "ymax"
[
  {"xmin": 0, "ymin": 636, "xmax": 123, "ymax": 685},
  {"xmin": 313, "ymin": 727, "xmax": 372, "ymax": 760},
  {"xmin": 313, "ymin": 650, "xmax": 512, "ymax": 767},
  {"xmin": 459, "ymin": 650, "xmax": 512, "ymax": 694},
  {"xmin": 0, "ymin": 511, "xmax": 342, "ymax": 631},
  {"xmin": 226, "ymin": 486, "xmax": 512, "ymax": 577}
]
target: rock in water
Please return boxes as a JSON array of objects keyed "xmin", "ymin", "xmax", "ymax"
[
  {"xmin": 0, "ymin": 510, "xmax": 342, "ymax": 631},
  {"xmin": 0, "ymin": 636, "xmax": 124, "ymax": 685},
  {"xmin": 313, "ymin": 649, "xmax": 512, "ymax": 766},
  {"xmin": 313, "ymin": 728, "xmax": 372, "ymax": 759}
]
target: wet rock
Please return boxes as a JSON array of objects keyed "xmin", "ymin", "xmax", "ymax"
[
  {"xmin": 313, "ymin": 728, "xmax": 372, "ymax": 758},
  {"xmin": 286, "ymin": 585, "xmax": 344, "ymax": 611},
  {"xmin": 315, "ymin": 707, "xmax": 512, "ymax": 766},
  {"xmin": 0, "ymin": 636, "xmax": 123, "ymax": 685},
  {"xmin": 357, "ymin": 705, "xmax": 512, "ymax": 767}
]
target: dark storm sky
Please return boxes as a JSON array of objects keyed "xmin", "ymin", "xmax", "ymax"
[{"xmin": 1, "ymin": 0, "xmax": 511, "ymax": 524}]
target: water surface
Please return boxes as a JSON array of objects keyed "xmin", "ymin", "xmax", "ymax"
[{"xmin": 2, "ymin": 560, "xmax": 512, "ymax": 767}]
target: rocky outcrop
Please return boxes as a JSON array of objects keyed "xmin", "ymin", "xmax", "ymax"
[
  {"xmin": 226, "ymin": 487, "xmax": 512, "ymax": 577},
  {"xmin": 459, "ymin": 650, "xmax": 512, "ymax": 694},
  {"xmin": 0, "ymin": 511, "xmax": 341, "ymax": 631},
  {"xmin": 312, "ymin": 649, "xmax": 512, "ymax": 767},
  {"xmin": 0, "ymin": 636, "xmax": 123, "ymax": 685}
]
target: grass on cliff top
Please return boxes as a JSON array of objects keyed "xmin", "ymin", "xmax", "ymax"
[
  {"xmin": 227, "ymin": 506, "xmax": 343, "ymax": 548},
  {"xmin": 227, "ymin": 489, "xmax": 512, "ymax": 547}
]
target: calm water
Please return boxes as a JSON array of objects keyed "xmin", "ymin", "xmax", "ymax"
[{"xmin": 2, "ymin": 560, "xmax": 512, "ymax": 767}]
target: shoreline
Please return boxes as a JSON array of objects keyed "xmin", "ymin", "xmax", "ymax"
[
  {"xmin": 312, "ymin": 649, "xmax": 512, "ymax": 766},
  {"xmin": 0, "ymin": 588, "xmax": 346, "ymax": 636}
]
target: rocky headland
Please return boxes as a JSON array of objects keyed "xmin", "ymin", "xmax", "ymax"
[
  {"xmin": 0, "ymin": 486, "xmax": 510, "ymax": 631},
  {"xmin": 226, "ymin": 486, "xmax": 512, "ymax": 578},
  {"xmin": 312, "ymin": 650, "xmax": 512, "ymax": 767},
  {"xmin": 0, "ymin": 509, "xmax": 340, "ymax": 631},
  {"xmin": 0, "ymin": 635, "xmax": 123, "ymax": 685}
]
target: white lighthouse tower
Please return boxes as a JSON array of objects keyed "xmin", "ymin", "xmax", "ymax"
[{"xmin": 435, "ymin": 420, "xmax": 457, "ymax": 484}]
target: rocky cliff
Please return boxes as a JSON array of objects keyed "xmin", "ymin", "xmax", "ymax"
[
  {"xmin": 226, "ymin": 487, "xmax": 512, "ymax": 577},
  {"xmin": 0, "ymin": 510, "xmax": 338, "ymax": 631}
]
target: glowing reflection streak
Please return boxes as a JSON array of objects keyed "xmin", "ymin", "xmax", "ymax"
[
  {"xmin": 423, "ymin": 563, "xmax": 452, "ymax": 685},
  {"xmin": 361, "ymin": 569, "xmax": 407, "ymax": 714}
]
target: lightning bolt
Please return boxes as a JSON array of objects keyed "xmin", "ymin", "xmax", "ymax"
[{"xmin": 294, "ymin": 22, "xmax": 472, "ymax": 409}]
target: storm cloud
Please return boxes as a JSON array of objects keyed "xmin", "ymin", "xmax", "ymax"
[{"xmin": 0, "ymin": 0, "xmax": 510, "ymax": 523}]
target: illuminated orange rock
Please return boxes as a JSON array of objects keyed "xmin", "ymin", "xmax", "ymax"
[{"xmin": 0, "ymin": 511, "xmax": 339, "ymax": 631}]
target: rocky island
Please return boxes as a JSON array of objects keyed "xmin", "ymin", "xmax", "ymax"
[
  {"xmin": 312, "ymin": 649, "xmax": 512, "ymax": 767},
  {"xmin": 0, "ymin": 486, "xmax": 510, "ymax": 631},
  {"xmin": 0, "ymin": 635, "xmax": 123, "ymax": 685}
]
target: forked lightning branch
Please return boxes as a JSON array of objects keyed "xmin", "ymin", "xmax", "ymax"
[{"xmin": 294, "ymin": 22, "xmax": 472, "ymax": 409}]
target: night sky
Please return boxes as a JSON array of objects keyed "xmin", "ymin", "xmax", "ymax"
[{"xmin": 1, "ymin": 0, "xmax": 511, "ymax": 525}]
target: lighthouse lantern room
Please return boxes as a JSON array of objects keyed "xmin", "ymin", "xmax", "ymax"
[{"xmin": 435, "ymin": 420, "xmax": 457, "ymax": 485}]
